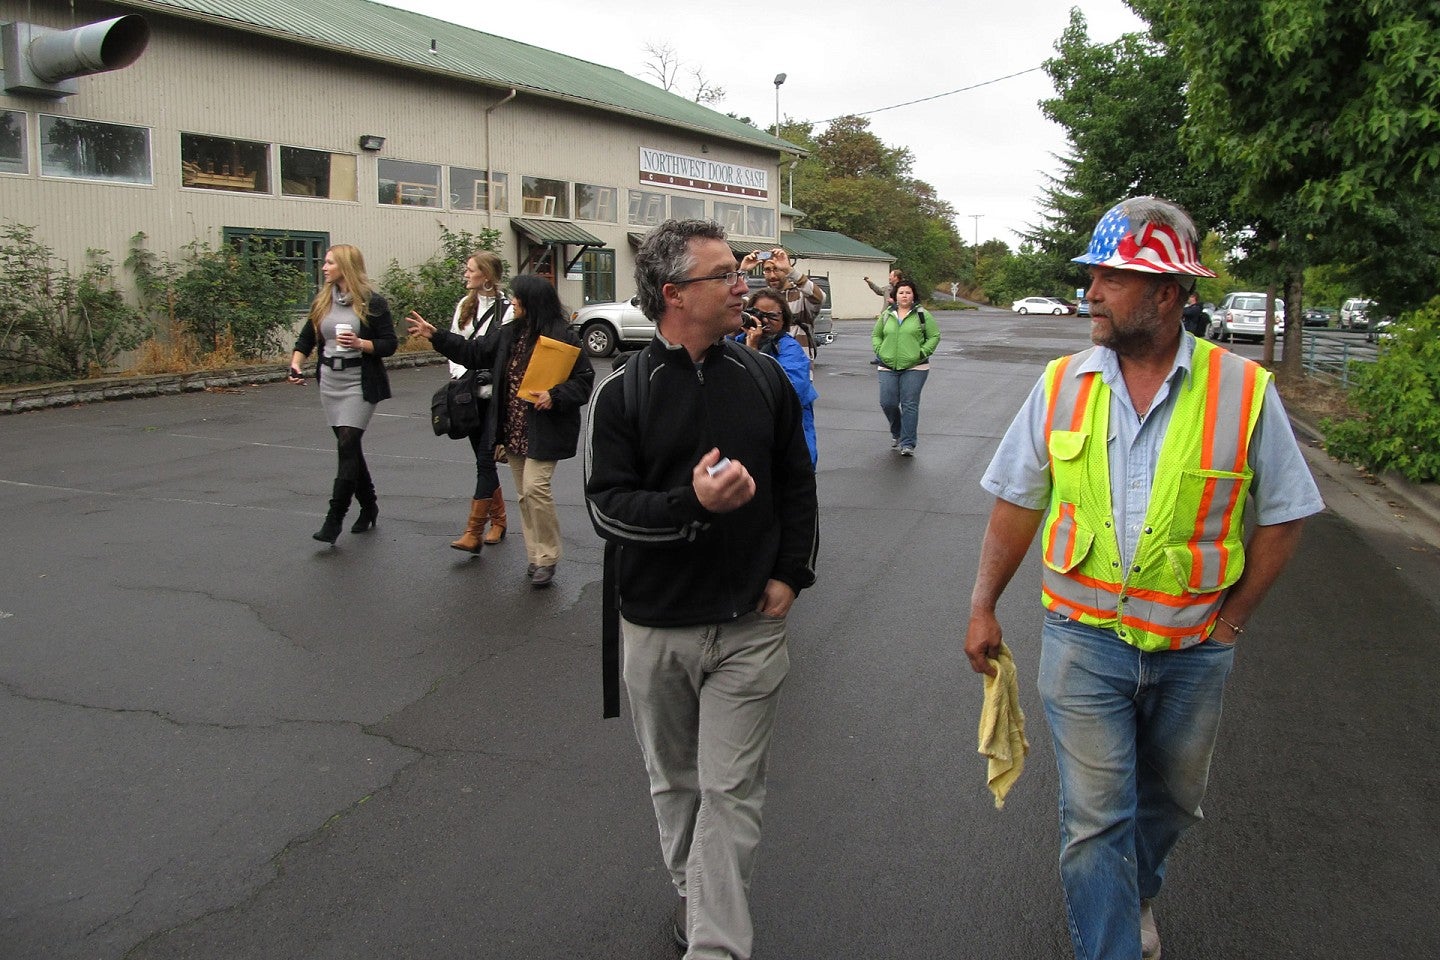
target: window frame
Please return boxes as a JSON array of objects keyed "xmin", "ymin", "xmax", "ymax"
[
  {"xmin": 279, "ymin": 145, "xmax": 359, "ymax": 202},
  {"xmin": 37, "ymin": 113, "xmax": 153, "ymax": 186},
  {"xmin": 377, "ymin": 157, "xmax": 444, "ymax": 209},
  {"xmin": 0, "ymin": 109, "xmax": 28, "ymax": 176},
  {"xmin": 179, "ymin": 131, "xmax": 271, "ymax": 195}
]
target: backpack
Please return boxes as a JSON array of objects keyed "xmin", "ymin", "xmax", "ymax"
[{"xmin": 599, "ymin": 339, "xmax": 782, "ymax": 718}]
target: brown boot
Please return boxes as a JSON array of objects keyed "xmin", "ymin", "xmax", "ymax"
[
  {"xmin": 483, "ymin": 485, "xmax": 507, "ymax": 544},
  {"xmin": 449, "ymin": 498, "xmax": 490, "ymax": 553}
]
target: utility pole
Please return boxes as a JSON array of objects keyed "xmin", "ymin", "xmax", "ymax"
[{"xmin": 967, "ymin": 214, "xmax": 984, "ymax": 279}]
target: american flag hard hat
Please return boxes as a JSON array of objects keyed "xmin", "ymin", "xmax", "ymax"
[{"xmin": 1072, "ymin": 197, "xmax": 1216, "ymax": 278}]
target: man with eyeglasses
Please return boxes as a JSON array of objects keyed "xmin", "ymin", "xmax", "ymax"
[
  {"xmin": 759, "ymin": 247, "xmax": 825, "ymax": 352},
  {"xmin": 585, "ymin": 219, "xmax": 818, "ymax": 960}
]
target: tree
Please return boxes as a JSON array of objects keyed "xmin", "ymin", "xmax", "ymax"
[
  {"xmin": 1026, "ymin": 10, "xmax": 1234, "ymax": 297},
  {"xmin": 1133, "ymin": 0, "xmax": 1440, "ymax": 375},
  {"xmin": 640, "ymin": 42, "xmax": 725, "ymax": 105},
  {"xmin": 783, "ymin": 116, "xmax": 965, "ymax": 295}
]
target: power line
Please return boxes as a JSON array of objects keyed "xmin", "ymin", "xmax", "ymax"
[{"xmin": 816, "ymin": 65, "xmax": 1045, "ymax": 124}]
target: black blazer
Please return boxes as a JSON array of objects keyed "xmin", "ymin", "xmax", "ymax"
[
  {"xmin": 292, "ymin": 293, "xmax": 398, "ymax": 404},
  {"xmin": 435, "ymin": 316, "xmax": 593, "ymax": 461}
]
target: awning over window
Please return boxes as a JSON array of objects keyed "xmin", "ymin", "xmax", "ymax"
[{"xmin": 511, "ymin": 218, "xmax": 605, "ymax": 246}]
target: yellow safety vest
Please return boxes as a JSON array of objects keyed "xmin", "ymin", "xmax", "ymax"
[{"xmin": 1040, "ymin": 338, "xmax": 1269, "ymax": 651}]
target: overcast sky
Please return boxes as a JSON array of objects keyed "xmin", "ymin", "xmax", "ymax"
[{"xmin": 383, "ymin": 0, "xmax": 1147, "ymax": 248}]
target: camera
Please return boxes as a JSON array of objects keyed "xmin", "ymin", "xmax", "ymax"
[
  {"xmin": 740, "ymin": 308, "xmax": 760, "ymax": 330},
  {"xmin": 755, "ymin": 251, "xmax": 773, "ymax": 262}
]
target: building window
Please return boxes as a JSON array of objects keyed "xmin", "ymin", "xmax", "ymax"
[
  {"xmin": 575, "ymin": 183, "xmax": 617, "ymax": 223},
  {"xmin": 746, "ymin": 206, "xmax": 776, "ymax": 239},
  {"xmin": 378, "ymin": 158, "xmax": 442, "ymax": 207},
  {"xmin": 714, "ymin": 201, "xmax": 744, "ymax": 235},
  {"xmin": 180, "ymin": 133, "xmax": 269, "ymax": 193},
  {"xmin": 628, "ymin": 189, "xmax": 665, "ymax": 227},
  {"xmin": 222, "ymin": 227, "xmax": 330, "ymax": 301},
  {"xmin": 521, "ymin": 176, "xmax": 570, "ymax": 218},
  {"xmin": 39, "ymin": 115, "xmax": 151, "ymax": 184},
  {"xmin": 451, "ymin": 167, "xmax": 507, "ymax": 212},
  {"xmin": 1, "ymin": 111, "xmax": 27, "ymax": 175},
  {"xmin": 578, "ymin": 249, "xmax": 616, "ymax": 304},
  {"xmin": 281, "ymin": 147, "xmax": 357, "ymax": 201},
  {"xmin": 670, "ymin": 195, "xmax": 704, "ymax": 220}
]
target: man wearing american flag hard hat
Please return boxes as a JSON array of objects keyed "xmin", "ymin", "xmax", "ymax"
[{"xmin": 962, "ymin": 196, "xmax": 1323, "ymax": 959}]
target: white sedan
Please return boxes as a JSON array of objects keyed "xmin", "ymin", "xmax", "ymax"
[{"xmin": 1012, "ymin": 297, "xmax": 1067, "ymax": 315}]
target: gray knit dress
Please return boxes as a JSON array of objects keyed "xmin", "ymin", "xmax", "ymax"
[{"xmin": 318, "ymin": 299, "xmax": 375, "ymax": 430}]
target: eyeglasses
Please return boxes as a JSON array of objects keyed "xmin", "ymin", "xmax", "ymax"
[
  {"xmin": 672, "ymin": 269, "xmax": 747, "ymax": 287},
  {"xmin": 748, "ymin": 309, "xmax": 782, "ymax": 321}
]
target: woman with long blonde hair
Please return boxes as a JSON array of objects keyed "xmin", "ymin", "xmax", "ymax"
[
  {"xmin": 405, "ymin": 249, "xmax": 513, "ymax": 553},
  {"xmin": 288, "ymin": 244, "xmax": 398, "ymax": 544}
]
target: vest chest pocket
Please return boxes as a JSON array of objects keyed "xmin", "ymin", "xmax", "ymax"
[
  {"xmin": 1047, "ymin": 429, "xmax": 1089, "ymax": 506},
  {"xmin": 1162, "ymin": 468, "xmax": 1252, "ymax": 592}
]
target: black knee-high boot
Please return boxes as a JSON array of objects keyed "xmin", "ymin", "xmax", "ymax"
[
  {"xmin": 313, "ymin": 478, "xmax": 356, "ymax": 544},
  {"xmin": 351, "ymin": 460, "xmax": 378, "ymax": 533}
]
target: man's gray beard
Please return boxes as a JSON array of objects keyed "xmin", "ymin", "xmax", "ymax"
[{"xmin": 1094, "ymin": 298, "xmax": 1164, "ymax": 355}]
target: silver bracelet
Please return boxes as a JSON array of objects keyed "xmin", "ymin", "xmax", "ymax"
[{"xmin": 1216, "ymin": 614, "xmax": 1245, "ymax": 636}]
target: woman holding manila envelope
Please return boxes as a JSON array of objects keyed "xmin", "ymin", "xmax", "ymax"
[{"xmin": 425, "ymin": 273, "xmax": 593, "ymax": 587}]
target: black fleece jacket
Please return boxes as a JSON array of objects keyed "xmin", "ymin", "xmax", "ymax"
[{"xmin": 584, "ymin": 336, "xmax": 818, "ymax": 627}]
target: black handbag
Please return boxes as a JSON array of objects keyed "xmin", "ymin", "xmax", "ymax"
[
  {"xmin": 430, "ymin": 299, "xmax": 504, "ymax": 439},
  {"xmin": 431, "ymin": 370, "xmax": 488, "ymax": 439}
]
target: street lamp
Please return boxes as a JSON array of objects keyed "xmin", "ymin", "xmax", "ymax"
[
  {"xmin": 773, "ymin": 73, "xmax": 786, "ymax": 136},
  {"xmin": 967, "ymin": 214, "xmax": 984, "ymax": 276}
]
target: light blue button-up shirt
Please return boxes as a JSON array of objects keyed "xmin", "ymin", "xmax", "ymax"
[{"xmin": 981, "ymin": 333, "xmax": 1324, "ymax": 569}]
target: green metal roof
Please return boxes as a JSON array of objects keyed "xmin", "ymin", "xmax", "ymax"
[
  {"xmin": 117, "ymin": 0, "xmax": 799, "ymax": 155},
  {"xmin": 511, "ymin": 218, "xmax": 603, "ymax": 246},
  {"xmin": 782, "ymin": 228, "xmax": 893, "ymax": 262}
]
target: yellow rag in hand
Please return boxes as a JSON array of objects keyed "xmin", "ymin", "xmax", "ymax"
[{"xmin": 977, "ymin": 642, "xmax": 1029, "ymax": 809}]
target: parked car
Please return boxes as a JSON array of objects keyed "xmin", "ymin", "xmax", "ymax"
[
  {"xmin": 1208, "ymin": 292, "xmax": 1285, "ymax": 342},
  {"xmin": 1011, "ymin": 296, "xmax": 1068, "ymax": 315},
  {"xmin": 1340, "ymin": 297, "xmax": 1376, "ymax": 331},
  {"xmin": 570, "ymin": 295, "xmax": 653, "ymax": 357},
  {"xmin": 1302, "ymin": 307, "xmax": 1335, "ymax": 328},
  {"xmin": 1077, "ymin": 299, "xmax": 1092, "ymax": 318}
]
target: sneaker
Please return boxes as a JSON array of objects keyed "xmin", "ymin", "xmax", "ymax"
[
  {"xmin": 899, "ymin": 446, "xmax": 915, "ymax": 457},
  {"xmin": 672, "ymin": 897, "xmax": 688, "ymax": 949},
  {"xmin": 1140, "ymin": 899, "xmax": 1161, "ymax": 959},
  {"xmin": 530, "ymin": 564, "xmax": 556, "ymax": 588},
  {"xmin": 890, "ymin": 437, "xmax": 900, "ymax": 449}
]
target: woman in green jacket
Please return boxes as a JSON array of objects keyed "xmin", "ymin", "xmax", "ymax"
[{"xmin": 871, "ymin": 280, "xmax": 940, "ymax": 456}]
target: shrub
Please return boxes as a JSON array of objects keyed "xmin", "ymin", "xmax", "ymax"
[
  {"xmin": 380, "ymin": 223, "xmax": 507, "ymax": 331},
  {"xmin": 128, "ymin": 232, "xmax": 308, "ymax": 361},
  {"xmin": 1323, "ymin": 298, "xmax": 1440, "ymax": 482},
  {"xmin": 0, "ymin": 222, "xmax": 150, "ymax": 383}
]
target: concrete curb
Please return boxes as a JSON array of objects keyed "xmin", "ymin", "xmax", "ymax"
[
  {"xmin": 0, "ymin": 351, "xmax": 446, "ymax": 415},
  {"xmin": 1289, "ymin": 411, "xmax": 1440, "ymax": 530}
]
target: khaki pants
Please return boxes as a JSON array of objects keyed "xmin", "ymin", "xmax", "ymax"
[
  {"xmin": 507, "ymin": 454, "xmax": 560, "ymax": 566},
  {"xmin": 622, "ymin": 612, "xmax": 790, "ymax": 960}
]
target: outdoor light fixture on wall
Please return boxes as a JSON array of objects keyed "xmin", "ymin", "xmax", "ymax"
[{"xmin": 358, "ymin": 135, "xmax": 385, "ymax": 152}]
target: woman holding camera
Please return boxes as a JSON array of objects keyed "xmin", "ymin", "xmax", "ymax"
[
  {"xmin": 738, "ymin": 289, "xmax": 818, "ymax": 464},
  {"xmin": 288, "ymin": 244, "xmax": 397, "ymax": 544},
  {"xmin": 871, "ymin": 279, "xmax": 939, "ymax": 457},
  {"xmin": 405, "ymin": 251, "xmax": 513, "ymax": 554}
]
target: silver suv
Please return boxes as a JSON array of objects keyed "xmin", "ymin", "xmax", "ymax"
[
  {"xmin": 1209, "ymin": 292, "xmax": 1285, "ymax": 343},
  {"xmin": 570, "ymin": 295, "xmax": 653, "ymax": 358},
  {"xmin": 1340, "ymin": 298, "xmax": 1375, "ymax": 331}
]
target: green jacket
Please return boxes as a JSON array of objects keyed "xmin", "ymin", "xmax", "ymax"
[{"xmin": 872, "ymin": 306, "xmax": 940, "ymax": 370}]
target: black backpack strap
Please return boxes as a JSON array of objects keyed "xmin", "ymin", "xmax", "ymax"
[
  {"xmin": 722, "ymin": 339, "xmax": 779, "ymax": 416},
  {"xmin": 602, "ymin": 345, "xmax": 652, "ymax": 719}
]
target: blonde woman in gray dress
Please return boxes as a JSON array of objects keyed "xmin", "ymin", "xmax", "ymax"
[{"xmin": 288, "ymin": 244, "xmax": 397, "ymax": 544}]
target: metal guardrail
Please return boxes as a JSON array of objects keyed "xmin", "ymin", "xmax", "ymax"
[{"xmin": 1301, "ymin": 329, "xmax": 1376, "ymax": 388}]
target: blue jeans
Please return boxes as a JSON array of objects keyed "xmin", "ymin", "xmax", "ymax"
[
  {"xmin": 877, "ymin": 367, "xmax": 928, "ymax": 449},
  {"xmin": 1037, "ymin": 612, "xmax": 1235, "ymax": 960}
]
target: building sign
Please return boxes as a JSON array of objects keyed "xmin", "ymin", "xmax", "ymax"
[{"xmin": 639, "ymin": 148, "xmax": 768, "ymax": 199}]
